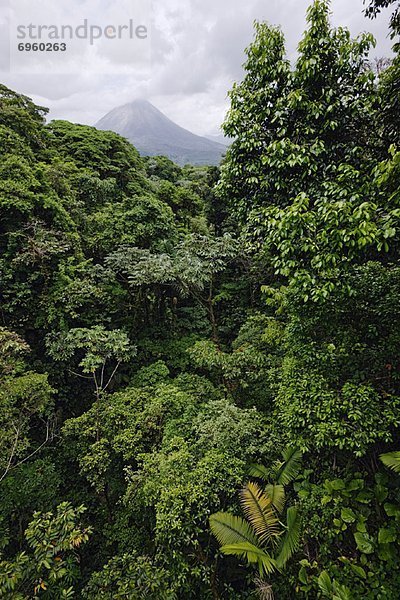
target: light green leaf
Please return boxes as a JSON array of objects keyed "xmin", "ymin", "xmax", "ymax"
[{"xmin": 354, "ymin": 532, "xmax": 374, "ymax": 554}]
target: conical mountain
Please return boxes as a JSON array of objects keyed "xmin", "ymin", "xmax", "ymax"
[{"xmin": 95, "ymin": 99, "xmax": 226, "ymax": 166}]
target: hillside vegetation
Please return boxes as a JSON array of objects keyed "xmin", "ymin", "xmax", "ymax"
[{"xmin": 0, "ymin": 1, "xmax": 400, "ymax": 597}]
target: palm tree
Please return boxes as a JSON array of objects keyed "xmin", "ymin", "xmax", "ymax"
[{"xmin": 209, "ymin": 448, "xmax": 302, "ymax": 595}]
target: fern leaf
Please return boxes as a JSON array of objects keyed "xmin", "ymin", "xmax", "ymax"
[
  {"xmin": 273, "ymin": 448, "xmax": 302, "ymax": 485},
  {"xmin": 240, "ymin": 482, "xmax": 280, "ymax": 546},
  {"xmin": 380, "ymin": 451, "xmax": 400, "ymax": 473},
  {"xmin": 276, "ymin": 506, "xmax": 301, "ymax": 568},
  {"xmin": 220, "ymin": 542, "xmax": 277, "ymax": 577},
  {"xmin": 209, "ymin": 512, "xmax": 259, "ymax": 547},
  {"xmin": 264, "ymin": 484, "xmax": 285, "ymax": 514}
]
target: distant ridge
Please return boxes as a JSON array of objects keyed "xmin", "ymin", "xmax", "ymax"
[
  {"xmin": 205, "ymin": 133, "xmax": 230, "ymax": 146},
  {"xmin": 95, "ymin": 99, "xmax": 226, "ymax": 166}
]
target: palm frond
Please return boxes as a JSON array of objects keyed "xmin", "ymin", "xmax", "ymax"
[
  {"xmin": 247, "ymin": 463, "xmax": 270, "ymax": 480},
  {"xmin": 220, "ymin": 542, "xmax": 276, "ymax": 577},
  {"xmin": 264, "ymin": 484, "xmax": 285, "ymax": 514},
  {"xmin": 273, "ymin": 448, "xmax": 302, "ymax": 485},
  {"xmin": 240, "ymin": 482, "xmax": 280, "ymax": 546},
  {"xmin": 275, "ymin": 506, "xmax": 301, "ymax": 568},
  {"xmin": 380, "ymin": 451, "xmax": 400, "ymax": 473},
  {"xmin": 209, "ymin": 512, "xmax": 259, "ymax": 547}
]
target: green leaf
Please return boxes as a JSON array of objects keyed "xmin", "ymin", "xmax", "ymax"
[
  {"xmin": 354, "ymin": 532, "xmax": 374, "ymax": 554},
  {"xmin": 378, "ymin": 543, "xmax": 397, "ymax": 561},
  {"xmin": 384, "ymin": 503, "xmax": 400, "ymax": 518},
  {"xmin": 333, "ymin": 518, "xmax": 342, "ymax": 529},
  {"xmin": 209, "ymin": 512, "xmax": 259, "ymax": 547},
  {"xmin": 355, "ymin": 490, "xmax": 372, "ymax": 504},
  {"xmin": 356, "ymin": 517, "xmax": 367, "ymax": 533},
  {"xmin": 346, "ymin": 479, "xmax": 364, "ymax": 492},
  {"xmin": 333, "ymin": 582, "xmax": 353, "ymax": 600},
  {"xmin": 264, "ymin": 483, "xmax": 285, "ymax": 514},
  {"xmin": 318, "ymin": 571, "xmax": 334, "ymax": 597},
  {"xmin": 330, "ymin": 479, "xmax": 346, "ymax": 491},
  {"xmin": 298, "ymin": 565, "xmax": 308, "ymax": 585},
  {"xmin": 247, "ymin": 463, "xmax": 270, "ymax": 480},
  {"xmin": 274, "ymin": 448, "xmax": 302, "ymax": 485},
  {"xmin": 375, "ymin": 484, "xmax": 388, "ymax": 503},
  {"xmin": 380, "ymin": 451, "xmax": 400, "ymax": 473},
  {"xmin": 350, "ymin": 564, "xmax": 366, "ymax": 579},
  {"xmin": 341, "ymin": 508, "xmax": 356, "ymax": 523},
  {"xmin": 276, "ymin": 506, "xmax": 301, "ymax": 568},
  {"xmin": 378, "ymin": 527, "xmax": 397, "ymax": 544},
  {"xmin": 220, "ymin": 542, "xmax": 276, "ymax": 576}
]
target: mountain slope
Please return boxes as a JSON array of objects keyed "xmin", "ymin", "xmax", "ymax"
[
  {"xmin": 205, "ymin": 133, "xmax": 230, "ymax": 146},
  {"xmin": 95, "ymin": 99, "xmax": 226, "ymax": 166}
]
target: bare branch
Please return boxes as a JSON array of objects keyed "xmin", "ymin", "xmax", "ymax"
[
  {"xmin": 0, "ymin": 423, "xmax": 21, "ymax": 483},
  {"xmin": 102, "ymin": 361, "xmax": 121, "ymax": 393},
  {"xmin": 0, "ymin": 419, "xmax": 56, "ymax": 483},
  {"xmin": 100, "ymin": 359, "xmax": 106, "ymax": 389},
  {"xmin": 68, "ymin": 369, "xmax": 92, "ymax": 380}
]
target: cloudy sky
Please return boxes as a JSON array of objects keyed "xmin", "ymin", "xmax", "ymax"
[{"xmin": 0, "ymin": 0, "xmax": 394, "ymax": 136}]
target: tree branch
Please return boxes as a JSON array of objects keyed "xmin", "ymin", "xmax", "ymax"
[
  {"xmin": 0, "ymin": 419, "xmax": 55, "ymax": 483},
  {"xmin": 0, "ymin": 423, "xmax": 20, "ymax": 483},
  {"xmin": 103, "ymin": 361, "xmax": 121, "ymax": 393}
]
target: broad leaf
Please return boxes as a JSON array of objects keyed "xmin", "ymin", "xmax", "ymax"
[
  {"xmin": 354, "ymin": 532, "xmax": 374, "ymax": 554},
  {"xmin": 318, "ymin": 571, "xmax": 334, "ymax": 597},
  {"xmin": 341, "ymin": 508, "xmax": 356, "ymax": 523}
]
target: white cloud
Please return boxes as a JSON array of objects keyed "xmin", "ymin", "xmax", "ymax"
[{"xmin": 0, "ymin": 0, "xmax": 394, "ymax": 136}]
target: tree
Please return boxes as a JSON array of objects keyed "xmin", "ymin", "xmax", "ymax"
[
  {"xmin": 219, "ymin": 1, "xmax": 377, "ymax": 215},
  {"xmin": 209, "ymin": 448, "xmax": 302, "ymax": 592},
  {"xmin": 218, "ymin": 1, "xmax": 385, "ymax": 301},
  {"xmin": 0, "ymin": 328, "xmax": 55, "ymax": 483},
  {"xmin": 106, "ymin": 234, "xmax": 238, "ymax": 341},
  {"xmin": 82, "ymin": 553, "xmax": 176, "ymax": 599},
  {"xmin": 216, "ymin": 22, "xmax": 291, "ymax": 224},
  {"xmin": 2, "ymin": 2, "xmax": 400, "ymax": 596},
  {"xmin": 365, "ymin": 1, "xmax": 399, "ymax": 145},
  {"xmin": 0, "ymin": 503, "xmax": 91, "ymax": 599},
  {"xmin": 364, "ymin": 0, "xmax": 400, "ymax": 39},
  {"xmin": 0, "ymin": 84, "xmax": 48, "ymax": 152},
  {"xmin": 46, "ymin": 326, "xmax": 135, "ymax": 439}
]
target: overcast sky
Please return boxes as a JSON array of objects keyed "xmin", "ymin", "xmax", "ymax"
[{"xmin": 0, "ymin": 0, "xmax": 394, "ymax": 136}]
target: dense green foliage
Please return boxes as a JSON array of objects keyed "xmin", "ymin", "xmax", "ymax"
[{"xmin": 1, "ymin": 1, "xmax": 400, "ymax": 597}]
